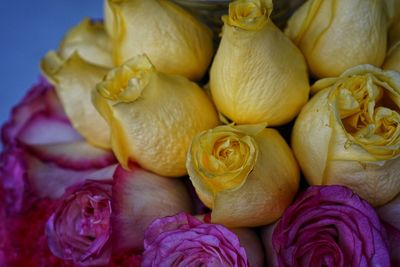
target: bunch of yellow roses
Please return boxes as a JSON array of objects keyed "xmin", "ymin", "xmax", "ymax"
[{"xmin": 41, "ymin": 0, "xmax": 400, "ymax": 229}]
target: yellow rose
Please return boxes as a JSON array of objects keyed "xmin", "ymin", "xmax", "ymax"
[
  {"xmin": 104, "ymin": 0, "xmax": 213, "ymax": 81},
  {"xmin": 292, "ymin": 65, "xmax": 400, "ymax": 206},
  {"xmin": 187, "ymin": 124, "xmax": 299, "ymax": 227},
  {"xmin": 286, "ymin": 0, "xmax": 389, "ymax": 78},
  {"xmin": 383, "ymin": 42, "xmax": 400, "ymax": 72},
  {"xmin": 210, "ymin": 0, "xmax": 309, "ymax": 126},
  {"xmin": 93, "ymin": 55, "xmax": 219, "ymax": 177}
]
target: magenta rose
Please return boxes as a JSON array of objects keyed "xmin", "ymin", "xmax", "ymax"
[
  {"xmin": 271, "ymin": 185, "xmax": 390, "ymax": 267},
  {"xmin": 142, "ymin": 212, "xmax": 249, "ymax": 267},
  {"xmin": 46, "ymin": 180, "xmax": 112, "ymax": 266}
]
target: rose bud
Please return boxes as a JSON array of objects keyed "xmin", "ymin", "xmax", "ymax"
[
  {"xmin": 111, "ymin": 165, "xmax": 192, "ymax": 251},
  {"xmin": 142, "ymin": 213, "xmax": 249, "ymax": 267},
  {"xmin": 383, "ymin": 42, "xmax": 400, "ymax": 72},
  {"xmin": 292, "ymin": 65, "xmax": 400, "ymax": 206},
  {"xmin": 93, "ymin": 54, "xmax": 219, "ymax": 177},
  {"xmin": 285, "ymin": 0, "xmax": 388, "ymax": 78},
  {"xmin": 210, "ymin": 0, "xmax": 309, "ymax": 126},
  {"xmin": 266, "ymin": 185, "xmax": 391, "ymax": 267},
  {"xmin": 187, "ymin": 124, "xmax": 299, "ymax": 227},
  {"xmin": 378, "ymin": 193, "xmax": 400, "ymax": 266},
  {"xmin": 46, "ymin": 180, "xmax": 112, "ymax": 266},
  {"xmin": 104, "ymin": 0, "xmax": 213, "ymax": 81}
]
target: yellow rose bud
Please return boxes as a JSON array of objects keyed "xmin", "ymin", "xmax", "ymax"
[
  {"xmin": 383, "ymin": 42, "xmax": 400, "ymax": 72},
  {"xmin": 285, "ymin": 0, "xmax": 389, "ymax": 78},
  {"xmin": 58, "ymin": 18, "xmax": 113, "ymax": 68},
  {"xmin": 41, "ymin": 52, "xmax": 111, "ymax": 149},
  {"xmin": 292, "ymin": 65, "xmax": 400, "ymax": 206},
  {"xmin": 93, "ymin": 54, "xmax": 219, "ymax": 177},
  {"xmin": 187, "ymin": 124, "xmax": 300, "ymax": 228},
  {"xmin": 104, "ymin": 0, "xmax": 213, "ymax": 81},
  {"xmin": 210, "ymin": 0, "xmax": 309, "ymax": 126}
]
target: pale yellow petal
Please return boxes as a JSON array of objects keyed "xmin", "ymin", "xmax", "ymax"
[
  {"xmin": 41, "ymin": 52, "xmax": 111, "ymax": 149},
  {"xmin": 59, "ymin": 18, "xmax": 113, "ymax": 68},
  {"xmin": 292, "ymin": 89, "xmax": 332, "ymax": 185},
  {"xmin": 383, "ymin": 42, "xmax": 400, "ymax": 72},
  {"xmin": 324, "ymin": 158, "xmax": 400, "ymax": 206}
]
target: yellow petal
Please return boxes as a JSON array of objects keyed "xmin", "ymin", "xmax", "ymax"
[
  {"xmin": 59, "ymin": 18, "xmax": 113, "ymax": 68},
  {"xmin": 292, "ymin": 64, "xmax": 400, "ymax": 206},
  {"xmin": 41, "ymin": 52, "xmax": 111, "ymax": 149},
  {"xmin": 105, "ymin": 0, "xmax": 213, "ymax": 81},
  {"xmin": 188, "ymin": 125, "xmax": 299, "ymax": 227},
  {"xmin": 285, "ymin": 0, "xmax": 388, "ymax": 78},
  {"xmin": 386, "ymin": 0, "xmax": 400, "ymax": 47},
  {"xmin": 210, "ymin": 0, "xmax": 309, "ymax": 126},
  {"xmin": 292, "ymin": 89, "xmax": 332, "ymax": 185},
  {"xmin": 383, "ymin": 42, "xmax": 400, "ymax": 73},
  {"xmin": 93, "ymin": 55, "xmax": 219, "ymax": 177}
]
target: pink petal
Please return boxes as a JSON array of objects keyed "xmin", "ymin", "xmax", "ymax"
[
  {"xmin": 378, "ymin": 194, "xmax": 400, "ymax": 266},
  {"xmin": 26, "ymin": 141, "xmax": 116, "ymax": 170},
  {"xmin": 18, "ymin": 113, "xmax": 82, "ymax": 146},
  {"xmin": 112, "ymin": 165, "xmax": 193, "ymax": 252},
  {"xmin": 26, "ymin": 155, "xmax": 117, "ymax": 199},
  {"xmin": 1, "ymin": 78, "xmax": 67, "ymax": 146}
]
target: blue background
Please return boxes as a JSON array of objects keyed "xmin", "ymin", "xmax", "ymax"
[{"xmin": 0, "ymin": 1, "xmax": 103, "ymax": 127}]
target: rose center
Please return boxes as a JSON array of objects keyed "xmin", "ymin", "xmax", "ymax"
[
  {"xmin": 97, "ymin": 55, "xmax": 154, "ymax": 102},
  {"xmin": 78, "ymin": 194, "xmax": 111, "ymax": 240},
  {"xmin": 226, "ymin": 0, "xmax": 270, "ymax": 30},
  {"xmin": 336, "ymin": 75, "xmax": 400, "ymax": 146}
]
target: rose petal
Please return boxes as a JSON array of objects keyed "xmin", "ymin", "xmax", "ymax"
[
  {"xmin": 1, "ymin": 78, "xmax": 66, "ymax": 147},
  {"xmin": 41, "ymin": 52, "xmax": 111, "ymax": 148},
  {"xmin": 378, "ymin": 194, "xmax": 400, "ymax": 266},
  {"xmin": 17, "ymin": 112, "xmax": 82, "ymax": 146},
  {"xmin": 26, "ymin": 155, "xmax": 117, "ymax": 199},
  {"xmin": 26, "ymin": 141, "xmax": 116, "ymax": 170},
  {"xmin": 111, "ymin": 165, "xmax": 193, "ymax": 251}
]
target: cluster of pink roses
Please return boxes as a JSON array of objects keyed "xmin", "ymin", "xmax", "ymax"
[{"xmin": 0, "ymin": 79, "xmax": 399, "ymax": 266}]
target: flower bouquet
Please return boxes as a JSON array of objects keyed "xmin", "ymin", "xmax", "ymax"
[{"xmin": 1, "ymin": 0, "xmax": 400, "ymax": 266}]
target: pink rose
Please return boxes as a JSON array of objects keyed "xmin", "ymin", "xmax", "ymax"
[
  {"xmin": 46, "ymin": 180, "xmax": 112, "ymax": 266},
  {"xmin": 0, "ymin": 78, "xmax": 117, "ymax": 208},
  {"xmin": 142, "ymin": 212, "xmax": 249, "ymax": 267},
  {"xmin": 269, "ymin": 185, "xmax": 391, "ymax": 267}
]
